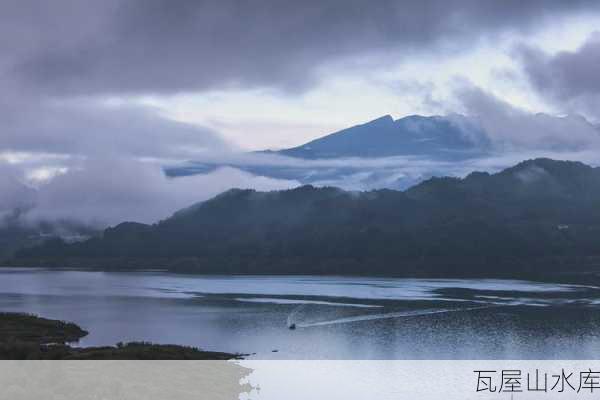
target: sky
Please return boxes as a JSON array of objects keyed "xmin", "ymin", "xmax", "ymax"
[{"xmin": 2, "ymin": 1, "xmax": 600, "ymax": 226}]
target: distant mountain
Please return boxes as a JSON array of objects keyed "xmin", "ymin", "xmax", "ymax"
[
  {"xmin": 167, "ymin": 114, "xmax": 492, "ymax": 190},
  {"xmin": 168, "ymin": 113, "xmax": 600, "ymax": 191},
  {"xmin": 271, "ymin": 114, "xmax": 491, "ymax": 160},
  {"xmin": 13, "ymin": 158, "xmax": 600, "ymax": 278}
]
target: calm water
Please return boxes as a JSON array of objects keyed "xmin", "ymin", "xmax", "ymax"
[{"xmin": 1, "ymin": 268, "xmax": 600, "ymax": 359}]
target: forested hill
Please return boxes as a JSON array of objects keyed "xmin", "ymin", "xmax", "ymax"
[{"xmin": 12, "ymin": 158, "xmax": 600, "ymax": 277}]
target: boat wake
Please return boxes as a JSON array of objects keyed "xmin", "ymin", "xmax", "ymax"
[{"xmin": 289, "ymin": 305, "xmax": 496, "ymax": 329}]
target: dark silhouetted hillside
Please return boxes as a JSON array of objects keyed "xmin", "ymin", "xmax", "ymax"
[{"xmin": 13, "ymin": 159, "xmax": 600, "ymax": 277}]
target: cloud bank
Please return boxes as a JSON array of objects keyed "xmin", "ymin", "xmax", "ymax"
[
  {"xmin": 4, "ymin": 0, "xmax": 599, "ymax": 95},
  {"xmin": 2, "ymin": 1, "xmax": 600, "ymax": 230},
  {"xmin": 1, "ymin": 159, "xmax": 299, "ymax": 227},
  {"xmin": 452, "ymin": 83, "xmax": 600, "ymax": 150},
  {"xmin": 518, "ymin": 31, "xmax": 600, "ymax": 120}
]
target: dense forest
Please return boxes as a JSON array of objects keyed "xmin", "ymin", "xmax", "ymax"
[{"xmin": 11, "ymin": 158, "xmax": 600, "ymax": 278}]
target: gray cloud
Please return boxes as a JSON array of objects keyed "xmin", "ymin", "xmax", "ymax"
[
  {"xmin": 2, "ymin": 1, "xmax": 600, "ymax": 230},
  {"xmin": 0, "ymin": 100, "xmax": 231, "ymax": 160},
  {"xmin": 452, "ymin": 83, "xmax": 600, "ymax": 150},
  {"xmin": 0, "ymin": 157, "xmax": 299, "ymax": 227},
  {"xmin": 0, "ymin": 164, "xmax": 36, "ymax": 220},
  {"xmin": 0, "ymin": 88, "xmax": 291, "ymax": 227},
  {"xmin": 517, "ymin": 31, "xmax": 600, "ymax": 120},
  {"xmin": 4, "ymin": 0, "xmax": 599, "ymax": 95},
  {"xmin": 27, "ymin": 159, "xmax": 299, "ymax": 226}
]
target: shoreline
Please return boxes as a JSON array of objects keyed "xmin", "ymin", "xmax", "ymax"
[
  {"xmin": 0, "ymin": 312, "xmax": 243, "ymax": 360},
  {"xmin": 1, "ymin": 264, "xmax": 599, "ymax": 287}
]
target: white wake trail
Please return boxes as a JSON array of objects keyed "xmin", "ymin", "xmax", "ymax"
[{"xmin": 294, "ymin": 305, "xmax": 495, "ymax": 329}]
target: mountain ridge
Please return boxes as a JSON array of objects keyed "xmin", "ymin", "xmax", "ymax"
[
  {"xmin": 167, "ymin": 113, "xmax": 600, "ymax": 191},
  {"xmin": 272, "ymin": 114, "xmax": 490, "ymax": 160},
  {"xmin": 11, "ymin": 158, "xmax": 600, "ymax": 279}
]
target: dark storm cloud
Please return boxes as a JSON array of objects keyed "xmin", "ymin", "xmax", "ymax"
[
  {"xmin": 4, "ymin": 0, "xmax": 599, "ymax": 95},
  {"xmin": 0, "ymin": 1, "xmax": 231, "ymax": 160},
  {"xmin": 518, "ymin": 32, "xmax": 600, "ymax": 119}
]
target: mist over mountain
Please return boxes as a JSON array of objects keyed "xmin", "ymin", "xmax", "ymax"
[
  {"xmin": 168, "ymin": 113, "xmax": 600, "ymax": 191},
  {"xmin": 169, "ymin": 114, "xmax": 492, "ymax": 185},
  {"xmin": 15, "ymin": 158, "xmax": 600, "ymax": 278},
  {"xmin": 0, "ymin": 212, "xmax": 98, "ymax": 260}
]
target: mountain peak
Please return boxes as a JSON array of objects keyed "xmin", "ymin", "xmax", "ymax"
[
  {"xmin": 276, "ymin": 114, "xmax": 489, "ymax": 160},
  {"xmin": 366, "ymin": 114, "xmax": 394, "ymax": 124}
]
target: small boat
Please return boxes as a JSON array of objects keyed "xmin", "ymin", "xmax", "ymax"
[{"xmin": 288, "ymin": 323, "xmax": 296, "ymax": 330}]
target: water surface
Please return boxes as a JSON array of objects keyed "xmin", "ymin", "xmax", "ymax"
[{"xmin": 0, "ymin": 268, "xmax": 599, "ymax": 359}]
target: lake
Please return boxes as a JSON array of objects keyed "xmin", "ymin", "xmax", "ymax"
[{"xmin": 1, "ymin": 267, "xmax": 600, "ymax": 359}]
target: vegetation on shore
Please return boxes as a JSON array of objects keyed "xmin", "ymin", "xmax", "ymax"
[
  {"xmin": 11, "ymin": 158, "xmax": 600, "ymax": 278},
  {"xmin": 0, "ymin": 312, "xmax": 241, "ymax": 360}
]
